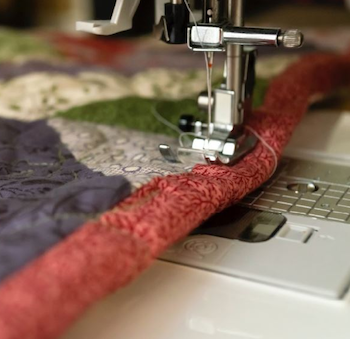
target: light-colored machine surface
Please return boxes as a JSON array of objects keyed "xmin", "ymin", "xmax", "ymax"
[{"xmin": 65, "ymin": 2, "xmax": 350, "ymax": 338}]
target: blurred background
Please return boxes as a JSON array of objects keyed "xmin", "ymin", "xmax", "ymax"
[{"xmin": 0, "ymin": 0, "xmax": 348, "ymax": 33}]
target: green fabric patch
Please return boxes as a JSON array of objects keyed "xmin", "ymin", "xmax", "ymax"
[
  {"xmin": 57, "ymin": 97, "xmax": 203, "ymax": 137},
  {"xmin": 0, "ymin": 28, "xmax": 59, "ymax": 61},
  {"xmin": 57, "ymin": 78, "xmax": 269, "ymax": 137}
]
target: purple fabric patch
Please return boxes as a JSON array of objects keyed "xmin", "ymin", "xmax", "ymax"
[{"xmin": 0, "ymin": 118, "xmax": 131, "ymax": 281}]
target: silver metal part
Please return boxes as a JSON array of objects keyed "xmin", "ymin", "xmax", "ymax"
[
  {"xmin": 153, "ymin": 16, "xmax": 170, "ymax": 41},
  {"xmin": 160, "ymin": 131, "xmax": 258, "ymax": 166},
  {"xmin": 224, "ymin": 27, "xmax": 282, "ymax": 46},
  {"xmin": 178, "ymin": 0, "xmax": 304, "ymax": 166},
  {"xmin": 226, "ymin": 0, "xmax": 243, "ymax": 118},
  {"xmin": 189, "ymin": 26, "xmax": 301, "ymax": 50},
  {"xmin": 241, "ymin": 158, "xmax": 350, "ymax": 224},
  {"xmin": 279, "ymin": 29, "xmax": 304, "ymax": 48},
  {"xmin": 287, "ymin": 182, "xmax": 319, "ymax": 194},
  {"xmin": 213, "ymin": 89, "xmax": 235, "ymax": 130},
  {"xmin": 197, "ymin": 91, "xmax": 214, "ymax": 111},
  {"xmin": 159, "ymin": 144, "xmax": 179, "ymax": 163},
  {"xmin": 162, "ymin": 0, "xmax": 303, "ymax": 166},
  {"xmin": 188, "ymin": 25, "xmax": 224, "ymax": 51}
]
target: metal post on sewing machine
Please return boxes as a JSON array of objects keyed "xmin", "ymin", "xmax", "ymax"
[{"xmin": 226, "ymin": 0, "xmax": 244, "ymax": 127}]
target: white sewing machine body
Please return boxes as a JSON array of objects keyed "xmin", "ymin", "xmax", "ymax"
[{"xmin": 66, "ymin": 245, "xmax": 350, "ymax": 339}]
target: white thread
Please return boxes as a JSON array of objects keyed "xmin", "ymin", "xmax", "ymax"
[
  {"xmin": 184, "ymin": 0, "xmax": 214, "ymax": 138},
  {"xmin": 245, "ymin": 126, "xmax": 278, "ymax": 178},
  {"xmin": 151, "ymin": 103, "xmax": 183, "ymax": 135},
  {"xmin": 179, "ymin": 132, "xmax": 199, "ymax": 148}
]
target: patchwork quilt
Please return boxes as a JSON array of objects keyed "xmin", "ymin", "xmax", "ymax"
[{"xmin": 0, "ymin": 28, "xmax": 349, "ymax": 339}]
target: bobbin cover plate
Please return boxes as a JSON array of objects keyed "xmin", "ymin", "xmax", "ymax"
[{"xmin": 161, "ymin": 213, "xmax": 350, "ymax": 299}]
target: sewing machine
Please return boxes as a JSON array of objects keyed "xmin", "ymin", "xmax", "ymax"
[
  {"xmin": 77, "ymin": 0, "xmax": 303, "ymax": 165},
  {"xmin": 66, "ymin": 2, "xmax": 350, "ymax": 339}
]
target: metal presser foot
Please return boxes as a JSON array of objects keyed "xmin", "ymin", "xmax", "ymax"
[
  {"xmin": 159, "ymin": 127, "xmax": 259, "ymax": 166},
  {"xmin": 158, "ymin": 0, "xmax": 303, "ymax": 166}
]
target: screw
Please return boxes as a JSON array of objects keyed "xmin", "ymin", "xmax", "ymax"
[{"xmin": 279, "ymin": 29, "xmax": 304, "ymax": 48}]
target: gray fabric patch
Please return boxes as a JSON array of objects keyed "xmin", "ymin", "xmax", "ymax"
[{"xmin": 48, "ymin": 118, "xmax": 190, "ymax": 189}]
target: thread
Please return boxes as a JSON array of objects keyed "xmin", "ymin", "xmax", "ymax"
[
  {"xmin": 183, "ymin": 0, "xmax": 214, "ymax": 138},
  {"xmin": 151, "ymin": 103, "xmax": 200, "ymax": 148},
  {"xmin": 151, "ymin": 103, "xmax": 183, "ymax": 135},
  {"xmin": 245, "ymin": 125, "xmax": 278, "ymax": 178},
  {"xmin": 179, "ymin": 132, "xmax": 200, "ymax": 148}
]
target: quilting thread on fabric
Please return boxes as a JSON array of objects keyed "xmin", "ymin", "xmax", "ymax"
[{"xmin": 0, "ymin": 53, "xmax": 349, "ymax": 339}]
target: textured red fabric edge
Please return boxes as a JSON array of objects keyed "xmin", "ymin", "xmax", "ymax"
[{"xmin": 0, "ymin": 53, "xmax": 349, "ymax": 339}]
